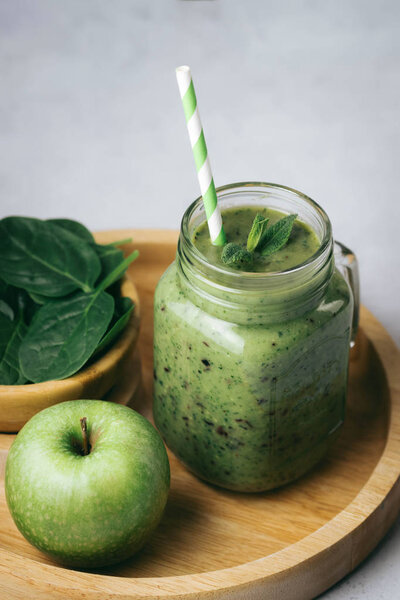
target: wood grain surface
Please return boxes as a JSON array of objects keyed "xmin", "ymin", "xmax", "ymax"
[{"xmin": 0, "ymin": 229, "xmax": 399, "ymax": 600}]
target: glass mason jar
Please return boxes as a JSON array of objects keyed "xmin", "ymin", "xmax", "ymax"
[{"xmin": 153, "ymin": 182, "xmax": 359, "ymax": 492}]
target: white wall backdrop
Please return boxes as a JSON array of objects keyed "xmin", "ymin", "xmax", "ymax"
[
  {"xmin": 1, "ymin": 0, "xmax": 399, "ymax": 345},
  {"xmin": 0, "ymin": 3, "xmax": 399, "ymax": 594}
]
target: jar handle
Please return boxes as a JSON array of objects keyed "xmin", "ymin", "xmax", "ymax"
[{"xmin": 334, "ymin": 241, "xmax": 360, "ymax": 346}]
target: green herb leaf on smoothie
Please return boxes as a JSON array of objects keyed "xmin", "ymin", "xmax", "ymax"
[
  {"xmin": 221, "ymin": 243, "xmax": 253, "ymax": 267},
  {"xmin": 259, "ymin": 214, "xmax": 297, "ymax": 257},
  {"xmin": 246, "ymin": 214, "xmax": 269, "ymax": 252}
]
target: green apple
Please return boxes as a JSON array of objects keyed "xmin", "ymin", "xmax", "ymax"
[{"xmin": 5, "ymin": 400, "xmax": 170, "ymax": 568}]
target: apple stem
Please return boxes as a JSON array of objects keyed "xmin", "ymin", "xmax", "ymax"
[{"xmin": 80, "ymin": 417, "xmax": 90, "ymax": 456}]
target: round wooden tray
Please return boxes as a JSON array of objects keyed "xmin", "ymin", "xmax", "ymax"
[{"xmin": 0, "ymin": 229, "xmax": 399, "ymax": 600}]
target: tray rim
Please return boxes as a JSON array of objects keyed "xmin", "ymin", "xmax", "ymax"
[{"xmin": 1, "ymin": 228, "xmax": 399, "ymax": 599}]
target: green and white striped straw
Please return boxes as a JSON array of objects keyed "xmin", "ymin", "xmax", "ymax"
[{"xmin": 176, "ymin": 65, "xmax": 226, "ymax": 246}]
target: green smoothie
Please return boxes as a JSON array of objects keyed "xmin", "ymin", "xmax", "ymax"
[
  {"xmin": 194, "ymin": 206, "xmax": 320, "ymax": 272},
  {"xmin": 153, "ymin": 201, "xmax": 353, "ymax": 492}
]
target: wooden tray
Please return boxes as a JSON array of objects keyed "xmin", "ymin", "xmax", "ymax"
[{"xmin": 1, "ymin": 229, "xmax": 399, "ymax": 600}]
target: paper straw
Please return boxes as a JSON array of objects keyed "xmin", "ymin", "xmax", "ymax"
[{"xmin": 176, "ymin": 65, "xmax": 226, "ymax": 246}]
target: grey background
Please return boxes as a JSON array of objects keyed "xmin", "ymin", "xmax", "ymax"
[{"xmin": 0, "ymin": 1, "xmax": 399, "ymax": 597}]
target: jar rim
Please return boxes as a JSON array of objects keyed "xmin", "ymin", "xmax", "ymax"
[{"xmin": 180, "ymin": 181, "xmax": 332, "ymax": 284}]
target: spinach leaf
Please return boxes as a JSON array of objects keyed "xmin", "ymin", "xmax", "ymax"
[
  {"xmin": 97, "ymin": 250, "xmax": 139, "ymax": 291},
  {"xmin": 0, "ymin": 299, "xmax": 14, "ymax": 321},
  {"xmin": 0, "ymin": 217, "xmax": 101, "ymax": 297},
  {"xmin": 95, "ymin": 297, "xmax": 134, "ymax": 355},
  {"xmin": 47, "ymin": 218, "xmax": 95, "ymax": 244},
  {"xmin": 104, "ymin": 279, "xmax": 124, "ymax": 303},
  {"xmin": 0, "ymin": 312, "xmax": 15, "ymax": 363},
  {"xmin": 0, "ymin": 298, "xmax": 28, "ymax": 385},
  {"xmin": 48, "ymin": 218, "xmax": 128, "ymax": 286},
  {"xmin": 0, "ymin": 280, "xmax": 19, "ymax": 318},
  {"xmin": 0, "ymin": 313, "xmax": 28, "ymax": 385},
  {"xmin": 21, "ymin": 290, "xmax": 40, "ymax": 326},
  {"xmin": 28, "ymin": 291, "xmax": 48, "ymax": 305},
  {"xmin": 94, "ymin": 244, "xmax": 125, "ymax": 285},
  {"xmin": 106, "ymin": 237, "xmax": 132, "ymax": 247},
  {"xmin": 19, "ymin": 290, "xmax": 114, "ymax": 382}
]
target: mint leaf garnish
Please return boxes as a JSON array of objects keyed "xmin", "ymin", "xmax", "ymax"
[
  {"xmin": 221, "ymin": 243, "xmax": 253, "ymax": 267},
  {"xmin": 259, "ymin": 214, "xmax": 297, "ymax": 256},
  {"xmin": 220, "ymin": 212, "xmax": 298, "ymax": 269},
  {"xmin": 246, "ymin": 214, "xmax": 269, "ymax": 252}
]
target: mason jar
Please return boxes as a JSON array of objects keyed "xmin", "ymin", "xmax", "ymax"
[{"xmin": 153, "ymin": 182, "xmax": 358, "ymax": 492}]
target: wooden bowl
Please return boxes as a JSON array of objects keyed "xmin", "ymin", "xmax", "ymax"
[{"xmin": 0, "ymin": 276, "xmax": 140, "ymax": 433}]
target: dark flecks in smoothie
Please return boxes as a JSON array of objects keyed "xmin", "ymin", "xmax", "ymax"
[
  {"xmin": 164, "ymin": 367, "xmax": 170, "ymax": 373},
  {"xmin": 153, "ymin": 205, "xmax": 351, "ymax": 492},
  {"xmin": 153, "ymin": 369, "xmax": 157, "ymax": 380},
  {"xmin": 160, "ymin": 305, "xmax": 165, "ymax": 311},
  {"xmin": 235, "ymin": 419, "xmax": 253, "ymax": 429},
  {"xmin": 201, "ymin": 359, "xmax": 211, "ymax": 372},
  {"xmin": 217, "ymin": 426, "xmax": 228, "ymax": 437}
]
